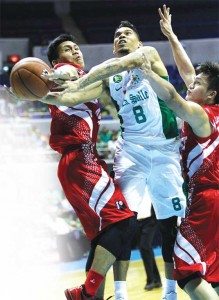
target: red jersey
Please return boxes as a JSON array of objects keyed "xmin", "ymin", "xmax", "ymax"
[
  {"xmin": 49, "ymin": 63, "xmax": 101, "ymax": 153},
  {"xmin": 48, "ymin": 63, "xmax": 134, "ymax": 240},
  {"xmin": 173, "ymin": 104, "xmax": 219, "ymax": 282},
  {"xmin": 181, "ymin": 105, "xmax": 219, "ymax": 193}
]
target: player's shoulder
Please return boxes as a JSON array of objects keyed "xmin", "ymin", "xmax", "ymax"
[
  {"xmin": 140, "ymin": 46, "xmax": 157, "ymax": 53},
  {"xmin": 136, "ymin": 46, "xmax": 158, "ymax": 58}
]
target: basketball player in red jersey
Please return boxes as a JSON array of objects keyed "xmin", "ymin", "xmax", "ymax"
[
  {"xmin": 4, "ymin": 32, "xmax": 145, "ymax": 300},
  {"xmin": 44, "ymin": 34, "xmax": 138, "ymax": 300},
  {"xmin": 140, "ymin": 5, "xmax": 219, "ymax": 300}
]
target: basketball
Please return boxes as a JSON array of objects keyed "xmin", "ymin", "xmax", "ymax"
[{"xmin": 10, "ymin": 57, "xmax": 53, "ymax": 100}]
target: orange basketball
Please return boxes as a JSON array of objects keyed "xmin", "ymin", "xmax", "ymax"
[{"xmin": 10, "ymin": 57, "xmax": 53, "ymax": 100}]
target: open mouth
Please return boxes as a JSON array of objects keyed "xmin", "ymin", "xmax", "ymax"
[{"xmin": 118, "ymin": 40, "xmax": 126, "ymax": 45}]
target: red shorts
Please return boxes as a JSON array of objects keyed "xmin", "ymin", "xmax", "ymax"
[
  {"xmin": 58, "ymin": 149, "xmax": 134, "ymax": 241},
  {"xmin": 173, "ymin": 189, "xmax": 219, "ymax": 283}
]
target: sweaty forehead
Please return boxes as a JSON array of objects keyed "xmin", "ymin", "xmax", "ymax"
[{"xmin": 59, "ymin": 41, "xmax": 79, "ymax": 49}]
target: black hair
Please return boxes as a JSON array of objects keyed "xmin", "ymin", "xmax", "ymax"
[
  {"xmin": 115, "ymin": 20, "xmax": 140, "ymax": 39},
  {"xmin": 196, "ymin": 61, "xmax": 219, "ymax": 104},
  {"xmin": 47, "ymin": 33, "xmax": 76, "ymax": 66}
]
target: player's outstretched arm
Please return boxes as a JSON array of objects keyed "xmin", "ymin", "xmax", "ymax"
[
  {"xmin": 158, "ymin": 4, "xmax": 196, "ymax": 87},
  {"xmin": 56, "ymin": 50, "xmax": 146, "ymax": 93},
  {"xmin": 141, "ymin": 56, "xmax": 211, "ymax": 138},
  {"xmin": 41, "ymin": 64, "xmax": 105, "ymax": 106},
  {"xmin": 40, "ymin": 80, "xmax": 104, "ymax": 106}
]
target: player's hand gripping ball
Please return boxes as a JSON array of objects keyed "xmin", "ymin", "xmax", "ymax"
[{"xmin": 9, "ymin": 57, "xmax": 53, "ymax": 100}]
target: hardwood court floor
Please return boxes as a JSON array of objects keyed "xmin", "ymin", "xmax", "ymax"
[{"xmin": 29, "ymin": 256, "xmax": 190, "ymax": 300}]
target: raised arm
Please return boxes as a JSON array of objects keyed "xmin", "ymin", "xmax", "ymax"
[
  {"xmin": 141, "ymin": 56, "xmax": 211, "ymax": 138},
  {"xmin": 158, "ymin": 5, "xmax": 196, "ymax": 87},
  {"xmin": 58, "ymin": 48, "xmax": 148, "ymax": 93}
]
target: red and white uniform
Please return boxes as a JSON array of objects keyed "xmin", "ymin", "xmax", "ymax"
[
  {"xmin": 49, "ymin": 63, "xmax": 134, "ymax": 241},
  {"xmin": 173, "ymin": 105, "xmax": 219, "ymax": 283}
]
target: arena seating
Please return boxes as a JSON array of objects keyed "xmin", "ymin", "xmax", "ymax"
[{"xmin": 1, "ymin": 0, "xmax": 218, "ymax": 45}]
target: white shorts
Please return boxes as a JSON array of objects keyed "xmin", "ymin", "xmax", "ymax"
[{"xmin": 113, "ymin": 136, "xmax": 186, "ymax": 219}]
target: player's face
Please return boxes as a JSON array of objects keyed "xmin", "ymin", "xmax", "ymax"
[
  {"xmin": 186, "ymin": 73, "xmax": 213, "ymax": 105},
  {"xmin": 113, "ymin": 27, "xmax": 142, "ymax": 57},
  {"xmin": 56, "ymin": 41, "xmax": 85, "ymax": 68}
]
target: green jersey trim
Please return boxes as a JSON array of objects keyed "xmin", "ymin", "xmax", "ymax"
[{"xmin": 158, "ymin": 76, "xmax": 179, "ymax": 139}]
